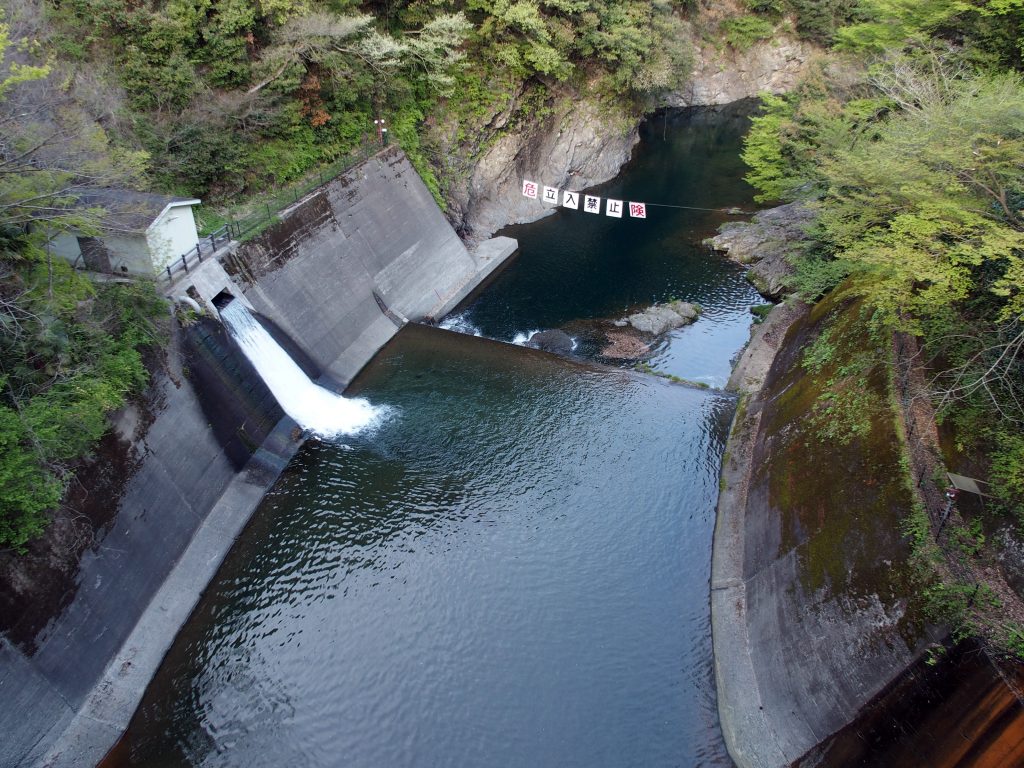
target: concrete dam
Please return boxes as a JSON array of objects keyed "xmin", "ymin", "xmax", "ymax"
[{"xmin": 0, "ymin": 147, "xmax": 516, "ymax": 767}]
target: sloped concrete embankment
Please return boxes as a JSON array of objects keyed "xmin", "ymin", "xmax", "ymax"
[
  {"xmin": 713, "ymin": 295, "xmax": 935, "ymax": 768},
  {"xmin": 2, "ymin": 147, "xmax": 517, "ymax": 768},
  {"xmin": 217, "ymin": 145, "xmax": 517, "ymax": 387},
  {"xmin": 1, "ymin": 318, "xmax": 296, "ymax": 768}
]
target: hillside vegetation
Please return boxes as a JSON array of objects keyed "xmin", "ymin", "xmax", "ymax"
[{"xmin": 741, "ymin": 0, "xmax": 1024, "ymax": 655}]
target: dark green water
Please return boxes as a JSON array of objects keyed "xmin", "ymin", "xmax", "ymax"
[
  {"xmin": 112, "ymin": 103, "xmax": 760, "ymax": 767},
  {"xmin": 445, "ymin": 101, "xmax": 761, "ymax": 387}
]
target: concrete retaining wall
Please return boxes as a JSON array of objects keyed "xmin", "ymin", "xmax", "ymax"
[
  {"xmin": 215, "ymin": 146, "xmax": 517, "ymax": 387},
  {"xmin": 712, "ymin": 300, "xmax": 938, "ymax": 768},
  {"xmin": 0, "ymin": 319, "xmax": 296, "ymax": 768}
]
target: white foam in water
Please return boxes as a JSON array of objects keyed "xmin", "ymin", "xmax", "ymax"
[
  {"xmin": 511, "ymin": 330, "xmax": 542, "ymax": 346},
  {"xmin": 219, "ymin": 301, "xmax": 388, "ymax": 438},
  {"xmin": 438, "ymin": 311, "xmax": 483, "ymax": 337}
]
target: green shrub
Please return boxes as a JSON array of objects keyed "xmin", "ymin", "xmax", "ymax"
[{"xmin": 721, "ymin": 15, "xmax": 776, "ymax": 51}]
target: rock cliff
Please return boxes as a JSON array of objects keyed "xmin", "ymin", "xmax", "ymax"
[
  {"xmin": 453, "ymin": 99, "xmax": 641, "ymax": 242},
  {"xmin": 456, "ymin": 35, "xmax": 819, "ymax": 241},
  {"xmin": 668, "ymin": 35, "xmax": 818, "ymax": 108},
  {"xmin": 707, "ymin": 202, "xmax": 815, "ymax": 300}
]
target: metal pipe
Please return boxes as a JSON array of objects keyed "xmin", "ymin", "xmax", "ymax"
[{"xmin": 173, "ymin": 295, "xmax": 203, "ymax": 314}]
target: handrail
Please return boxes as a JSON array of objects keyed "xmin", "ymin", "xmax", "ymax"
[
  {"xmin": 164, "ymin": 225, "xmax": 232, "ymax": 281},
  {"xmin": 164, "ymin": 141, "xmax": 384, "ymax": 282}
]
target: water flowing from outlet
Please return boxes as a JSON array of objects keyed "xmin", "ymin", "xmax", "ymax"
[{"xmin": 219, "ymin": 300, "xmax": 387, "ymax": 437}]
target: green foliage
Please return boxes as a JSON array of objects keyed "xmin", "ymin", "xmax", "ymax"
[
  {"xmin": 835, "ymin": 0, "xmax": 1024, "ymax": 66},
  {"xmin": 0, "ymin": 14, "xmax": 51, "ymax": 100},
  {"xmin": 744, "ymin": 0, "xmax": 784, "ymax": 14},
  {"xmin": 0, "ymin": 405, "xmax": 62, "ymax": 551},
  {"xmin": 0, "ymin": 250, "xmax": 167, "ymax": 550},
  {"xmin": 801, "ymin": 326, "xmax": 836, "ymax": 374},
  {"xmin": 720, "ymin": 15, "xmax": 776, "ymax": 51},
  {"xmin": 814, "ymin": 71, "xmax": 1024, "ymax": 330},
  {"xmin": 783, "ymin": 0, "xmax": 862, "ymax": 43},
  {"xmin": 990, "ymin": 429, "xmax": 1024, "ymax": 523}
]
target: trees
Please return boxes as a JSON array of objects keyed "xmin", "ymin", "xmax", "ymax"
[
  {"xmin": 1, "ymin": 12, "xmax": 165, "ymax": 550},
  {"xmin": 743, "ymin": 54, "xmax": 1024, "ymax": 532},
  {"xmin": 816, "ymin": 70, "xmax": 1024, "ymax": 329}
]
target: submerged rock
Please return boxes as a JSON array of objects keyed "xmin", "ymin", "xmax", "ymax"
[
  {"xmin": 705, "ymin": 202, "xmax": 815, "ymax": 301},
  {"xmin": 526, "ymin": 329, "xmax": 575, "ymax": 355},
  {"xmin": 625, "ymin": 300, "xmax": 702, "ymax": 336}
]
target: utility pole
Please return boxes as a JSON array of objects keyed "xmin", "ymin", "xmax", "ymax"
[{"xmin": 374, "ymin": 118, "xmax": 388, "ymax": 146}]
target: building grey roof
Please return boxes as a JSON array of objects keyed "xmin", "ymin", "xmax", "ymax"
[{"xmin": 76, "ymin": 188, "xmax": 200, "ymax": 233}]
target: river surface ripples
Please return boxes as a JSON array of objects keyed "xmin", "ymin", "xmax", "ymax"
[{"xmin": 110, "ymin": 102, "xmax": 760, "ymax": 767}]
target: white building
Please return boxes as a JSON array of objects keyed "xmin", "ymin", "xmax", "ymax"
[{"xmin": 48, "ymin": 189, "xmax": 202, "ymax": 277}]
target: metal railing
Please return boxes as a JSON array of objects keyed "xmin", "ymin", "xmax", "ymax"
[
  {"xmin": 225, "ymin": 142, "xmax": 384, "ymax": 242},
  {"xmin": 164, "ymin": 141, "xmax": 385, "ymax": 282},
  {"xmin": 164, "ymin": 225, "xmax": 232, "ymax": 281}
]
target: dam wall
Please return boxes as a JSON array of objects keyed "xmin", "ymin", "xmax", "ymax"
[
  {"xmin": 1, "ymin": 148, "xmax": 517, "ymax": 767},
  {"xmin": 214, "ymin": 145, "xmax": 516, "ymax": 387}
]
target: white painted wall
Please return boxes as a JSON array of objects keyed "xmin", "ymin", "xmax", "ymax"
[
  {"xmin": 103, "ymin": 234, "xmax": 152, "ymax": 274},
  {"xmin": 49, "ymin": 232, "xmax": 82, "ymax": 265},
  {"xmin": 147, "ymin": 205, "xmax": 200, "ymax": 273}
]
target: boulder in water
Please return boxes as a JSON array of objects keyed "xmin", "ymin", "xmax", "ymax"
[
  {"xmin": 625, "ymin": 301, "xmax": 701, "ymax": 336},
  {"xmin": 526, "ymin": 329, "xmax": 575, "ymax": 355}
]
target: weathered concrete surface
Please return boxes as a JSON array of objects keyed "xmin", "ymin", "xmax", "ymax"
[
  {"xmin": 713, "ymin": 298, "xmax": 931, "ymax": 767},
  {"xmin": 38, "ymin": 419, "xmax": 300, "ymax": 768},
  {"xmin": 726, "ymin": 301, "xmax": 807, "ymax": 394},
  {"xmin": 713, "ymin": 303, "xmax": 807, "ymax": 768},
  {"xmin": 0, "ymin": 319, "xmax": 290, "ymax": 768},
  {"xmin": 222, "ymin": 147, "xmax": 517, "ymax": 386}
]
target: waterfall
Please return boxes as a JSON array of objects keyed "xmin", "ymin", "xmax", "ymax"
[{"xmin": 219, "ymin": 300, "xmax": 387, "ymax": 438}]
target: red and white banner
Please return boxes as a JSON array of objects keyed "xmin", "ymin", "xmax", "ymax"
[{"xmin": 523, "ymin": 180, "xmax": 651, "ymax": 220}]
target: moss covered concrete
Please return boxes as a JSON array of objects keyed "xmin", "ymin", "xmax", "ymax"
[{"xmin": 713, "ymin": 294, "xmax": 937, "ymax": 768}]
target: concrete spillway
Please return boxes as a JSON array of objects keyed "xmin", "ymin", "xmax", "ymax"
[
  {"xmin": 218, "ymin": 301, "xmax": 387, "ymax": 437},
  {"xmin": 1, "ymin": 147, "xmax": 517, "ymax": 768}
]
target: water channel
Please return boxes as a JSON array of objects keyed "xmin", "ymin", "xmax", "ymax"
[{"xmin": 108, "ymin": 102, "xmax": 762, "ymax": 767}]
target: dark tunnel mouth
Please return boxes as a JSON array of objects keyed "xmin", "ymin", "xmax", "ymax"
[{"xmin": 212, "ymin": 290, "xmax": 237, "ymax": 310}]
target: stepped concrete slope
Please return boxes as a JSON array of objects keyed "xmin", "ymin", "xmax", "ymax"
[
  {"xmin": 220, "ymin": 146, "xmax": 517, "ymax": 386},
  {"xmin": 1, "ymin": 147, "xmax": 517, "ymax": 768}
]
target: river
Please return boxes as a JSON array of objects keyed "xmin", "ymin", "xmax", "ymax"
[{"xmin": 107, "ymin": 102, "xmax": 762, "ymax": 767}]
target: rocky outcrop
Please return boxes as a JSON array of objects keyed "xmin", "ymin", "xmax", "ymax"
[
  {"xmin": 706, "ymin": 202, "xmax": 814, "ymax": 300},
  {"xmin": 600, "ymin": 329, "xmax": 652, "ymax": 360},
  {"xmin": 619, "ymin": 300, "xmax": 702, "ymax": 336},
  {"xmin": 453, "ymin": 28, "xmax": 819, "ymax": 243},
  {"xmin": 454, "ymin": 99, "xmax": 641, "ymax": 242},
  {"xmin": 526, "ymin": 328, "xmax": 575, "ymax": 355},
  {"xmin": 668, "ymin": 35, "xmax": 818, "ymax": 108}
]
